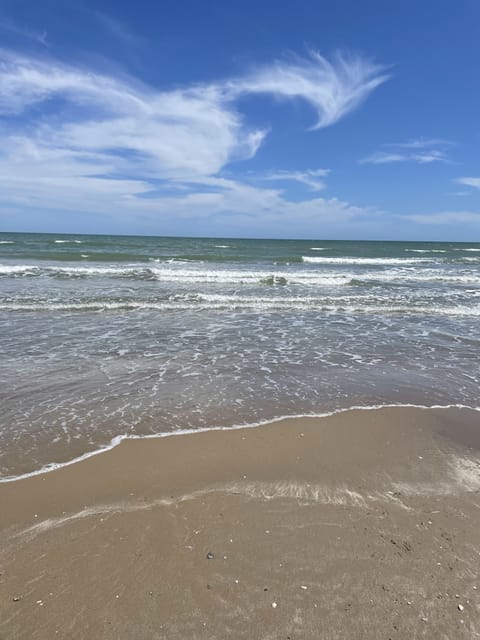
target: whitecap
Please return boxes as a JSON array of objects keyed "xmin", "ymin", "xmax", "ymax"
[
  {"xmin": 302, "ymin": 256, "xmax": 433, "ymax": 265},
  {"xmin": 405, "ymin": 249, "xmax": 446, "ymax": 253}
]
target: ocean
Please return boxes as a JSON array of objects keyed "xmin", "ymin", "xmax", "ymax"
[{"xmin": 1, "ymin": 232, "xmax": 479, "ymax": 480}]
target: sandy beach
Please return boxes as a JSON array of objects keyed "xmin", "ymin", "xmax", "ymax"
[{"xmin": 1, "ymin": 406, "xmax": 480, "ymax": 639}]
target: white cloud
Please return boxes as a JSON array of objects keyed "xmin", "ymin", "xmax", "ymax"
[
  {"xmin": 0, "ymin": 47, "xmax": 387, "ymax": 230},
  {"xmin": 93, "ymin": 11, "xmax": 144, "ymax": 47},
  {"xmin": 411, "ymin": 151, "xmax": 449, "ymax": 164},
  {"xmin": 394, "ymin": 137, "xmax": 452, "ymax": 149},
  {"xmin": 148, "ymin": 175, "xmax": 367, "ymax": 222},
  {"xmin": 408, "ymin": 211, "xmax": 480, "ymax": 224},
  {"xmin": 362, "ymin": 150, "xmax": 448, "ymax": 164},
  {"xmin": 260, "ymin": 168, "xmax": 330, "ymax": 191},
  {"xmin": 456, "ymin": 177, "xmax": 480, "ymax": 190},
  {"xmin": 0, "ymin": 19, "xmax": 48, "ymax": 46},
  {"xmin": 228, "ymin": 50, "xmax": 389, "ymax": 129},
  {"xmin": 361, "ymin": 137, "xmax": 451, "ymax": 165},
  {"xmin": 360, "ymin": 152, "xmax": 406, "ymax": 164},
  {"xmin": 0, "ymin": 49, "xmax": 267, "ymax": 180}
]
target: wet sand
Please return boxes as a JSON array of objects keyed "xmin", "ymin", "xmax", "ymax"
[{"xmin": 1, "ymin": 406, "xmax": 480, "ymax": 639}]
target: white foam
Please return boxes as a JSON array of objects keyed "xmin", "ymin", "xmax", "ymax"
[
  {"xmin": 405, "ymin": 249, "xmax": 447, "ymax": 253},
  {"xmin": 54, "ymin": 240, "xmax": 83, "ymax": 244},
  {"xmin": 0, "ymin": 240, "xmax": 14, "ymax": 244},
  {"xmin": 13, "ymin": 482, "xmax": 417, "ymax": 543},
  {"xmin": 1, "ymin": 261, "xmax": 478, "ymax": 287},
  {"xmin": 3, "ymin": 298, "xmax": 479, "ymax": 316},
  {"xmin": 302, "ymin": 256, "xmax": 433, "ymax": 265},
  {"xmin": 0, "ymin": 264, "xmax": 148, "ymax": 277},
  {"xmin": 452, "ymin": 456, "xmax": 480, "ymax": 491},
  {"xmin": 390, "ymin": 456, "xmax": 480, "ymax": 497},
  {"xmin": 49, "ymin": 265, "xmax": 137, "ymax": 275},
  {"xmin": 354, "ymin": 270, "xmax": 480, "ymax": 285},
  {"xmin": 0, "ymin": 263, "xmax": 346, "ymax": 285},
  {"xmin": 237, "ymin": 480, "xmax": 368, "ymax": 507},
  {"xmin": 1, "ymin": 403, "xmax": 478, "ymax": 484},
  {"xmin": 0, "ymin": 264, "xmax": 39, "ymax": 275},
  {"xmin": 148, "ymin": 267, "xmax": 345, "ymax": 286}
]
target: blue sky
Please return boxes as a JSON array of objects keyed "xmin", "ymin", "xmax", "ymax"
[{"xmin": 0, "ymin": 0, "xmax": 479, "ymax": 240}]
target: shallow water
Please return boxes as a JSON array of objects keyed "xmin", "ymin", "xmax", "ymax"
[{"xmin": 1, "ymin": 232, "xmax": 479, "ymax": 478}]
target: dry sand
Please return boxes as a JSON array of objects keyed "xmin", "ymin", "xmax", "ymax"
[{"xmin": 1, "ymin": 406, "xmax": 480, "ymax": 639}]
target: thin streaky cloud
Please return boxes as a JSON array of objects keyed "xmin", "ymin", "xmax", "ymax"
[
  {"xmin": 360, "ymin": 152, "xmax": 405, "ymax": 165},
  {"xmin": 261, "ymin": 168, "xmax": 330, "ymax": 191},
  {"xmin": 361, "ymin": 139, "xmax": 451, "ymax": 165},
  {"xmin": 390, "ymin": 137, "xmax": 453, "ymax": 149},
  {"xmin": 93, "ymin": 11, "xmax": 144, "ymax": 47},
  {"xmin": 0, "ymin": 19, "xmax": 48, "ymax": 46},
  {"xmin": 408, "ymin": 211, "xmax": 480, "ymax": 224},
  {"xmin": 456, "ymin": 177, "xmax": 480, "ymax": 190},
  {"xmin": 411, "ymin": 151, "xmax": 449, "ymax": 164}
]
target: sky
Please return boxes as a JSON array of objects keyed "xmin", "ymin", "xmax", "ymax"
[{"xmin": 0, "ymin": 0, "xmax": 479, "ymax": 240}]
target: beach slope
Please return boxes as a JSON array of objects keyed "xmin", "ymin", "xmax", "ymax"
[{"xmin": 1, "ymin": 407, "xmax": 480, "ymax": 639}]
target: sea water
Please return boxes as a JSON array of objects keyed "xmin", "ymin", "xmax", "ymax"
[{"xmin": 1, "ymin": 232, "xmax": 479, "ymax": 478}]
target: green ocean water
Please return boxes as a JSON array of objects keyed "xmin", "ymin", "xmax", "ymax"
[{"xmin": 1, "ymin": 231, "xmax": 480, "ymax": 264}]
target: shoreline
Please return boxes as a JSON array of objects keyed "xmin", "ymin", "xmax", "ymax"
[
  {"xmin": 1, "ymin": 406, "xmax": 480, "ymax": 638},
  {"xmin": 1, "ymin": 402, "xmax": 479, "ymax": 485}
]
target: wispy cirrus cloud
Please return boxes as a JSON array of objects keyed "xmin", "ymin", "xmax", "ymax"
[
  {"xmin": 360, "ymin": 137, "xmax": 452, "ymax": 165},
  {"xmin": 93, "ymin": 10, "xmax": 144, "ymax": 47},
  {"xmin": 0, "ymin": 47, "xmax": 387, "ymax": 230},
  {"xmin": 0, "ymin": 49, "xmax": 266, "ymax": 179},
  {"xmin": 456, "ymin": 177, "xmax": 480, "ymax": 190},
  {"xmin": 362, "ymin": 149, "xmax": 449, "ymax": 164},
  {"xmin": 229, "ymin": 50, "xmax": 389, "ymax": 129},
  {"xmin": 260, "ymin": 168, "xmax": 330, "ymax": 191},
  {"xmin": 394, "ymin": 137, "xmax": 451, "ymax": 149},
  {"xmin": 0, "ymin": 18, "xmax": 48, "ymax": 46}
]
